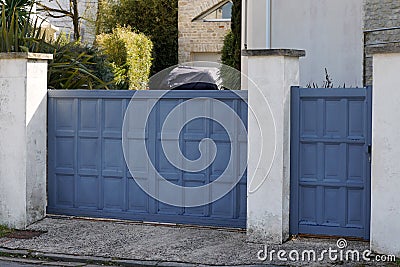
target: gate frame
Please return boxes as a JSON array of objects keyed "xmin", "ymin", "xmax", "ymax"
[
  {"xmin": 47, "ymin": 89, "xmax": 248, "ymax": 229},
  {"xmin": 289, "ymin": 86, "xmax": 372, "ymax": 240}
]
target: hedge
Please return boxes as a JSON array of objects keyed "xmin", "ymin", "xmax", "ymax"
[{"xmin": 97, "ymin": 26, "xmax": 153, "ymax": 90}]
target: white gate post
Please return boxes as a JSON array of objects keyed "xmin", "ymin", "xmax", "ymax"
[
  {"xmin": 369, "ymin": 46, "xmax": 400, "ymax": 257},
  {"xmin": 0, "ymin": 53, "xmax": 52, "ymax": 229},
  {"xmin": 243, "ymin": 49, "xmax": 305, "ymax": 243}
]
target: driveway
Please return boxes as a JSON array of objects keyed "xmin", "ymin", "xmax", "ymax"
[{"xmin": 0, "ymin": 217, "xmax": 397, "ymax": 266}]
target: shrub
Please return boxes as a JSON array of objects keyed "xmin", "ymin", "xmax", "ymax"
[
  {"xmin": 221, "ymin": 0, "xmax": 241, "ymax": 71},
  {"xmin": 97, "ymin": 0, "xmax": 177, "ymax": 75},
  {"xmin": 97, "ymin": 26, "xmax": 153, "ymax": 90},
  {"xmin": 221, "ymin": 31, "xmax": 235, "ymax": 68},
  {"xmin": 45, "ymin": 39, "xmax": 114, "ymax": 89}
]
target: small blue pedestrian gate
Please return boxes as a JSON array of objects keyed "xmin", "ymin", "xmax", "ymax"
[
  {"xmin": 290, "ymin": 87, "xmax": 372, "ymax": 240},
  {"xmin": 47, "ymin": 90, "xmax": 247, "ymax": 228}
]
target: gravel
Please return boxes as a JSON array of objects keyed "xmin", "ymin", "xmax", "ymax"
[{"xmin": 0, "ymin": 217, "xmax": 397, "ymax": 266}]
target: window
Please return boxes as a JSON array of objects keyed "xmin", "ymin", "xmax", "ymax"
[{"xmin": 192, "ymin": 0, "xmax": 233, "ymax": 22}]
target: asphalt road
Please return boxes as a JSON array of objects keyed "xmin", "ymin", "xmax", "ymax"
[
  {"xmin": 0, "ymin": 258, "xmax": 116, "ymax": 267},
  {"xmin": 0, "ymin": 260, "xmax": 41, "ymax": 267}
]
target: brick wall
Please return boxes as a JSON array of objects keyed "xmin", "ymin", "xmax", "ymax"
[
  {"xmin": 178, "ymin": 0, "xmax": 231, "ymax": 63},
  {"xmin": 364, "ymin": 0, "xmax": 400, "ymax": 85}
]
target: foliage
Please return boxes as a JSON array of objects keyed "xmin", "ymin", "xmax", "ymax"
[
  {"xmin": 0, "ymin": 1, "xmax": 50, "ymax": 53},
  {"xmin": 221, "ymin": 31, "xmax": 235, "ymax": 68},
  {"xmin": 97, "ymin": 0, "xmax": 178, "ymax": 75},
  {"xmin": 44, "ymin": 37, "xmax": 113, "ymax": 89},
  {"xmin": 0, "ymin": 224, "xmax": 13, "ymax": 238},
  {"xmin": 221, "ymin": 0, "xmax": 241, "ymax": 71},
  {"xmin": 0, "ymin": 2, "xmax": 112, "ymax": 89},
  {"xmin": 220, "ymin": 31, "xmax": 240, "ymax": 90},
  {"xmin": 306, "ymin": 68, "xmax": 336, "ymax": 88},
  {"xmin": 0, "ymin": 0, "xmax": 34, "ymax": 30},
  {"xmin": 97, "ymin": 26, "xmax": 153, "ymax": 90}
]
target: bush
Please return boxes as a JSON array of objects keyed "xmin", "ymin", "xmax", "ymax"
[
  {"xmin": 97, "ymin": 0, "xmax": 177, "ymax": 75},
  {"xmin": 97, "ymin": 26, "xmax": 153, "ymax": 90},
  {"xmin": 36, "ymin": 33, "xmax": 112, "ymax": 89},
  {"xmin": 221, "ymin": 31, "xmax": 235, "ymax": 68},
  {"xmin": 221, "ymin": 0, "xmax": 241, "ymax": 71}
]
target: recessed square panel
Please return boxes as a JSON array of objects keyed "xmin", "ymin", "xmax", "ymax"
[
  {"xmin": 56, "ymin": 138, "xmax": 74, "ymax": 168},
  {"xmin": 183, "ymin": 181, "xmax": 206, "ymax": 216},
  {"xmin": 103, "ymin": 177, "xmax": 123, "ymax": 210},
  {"xmin": 211, "ymin": 185, "xmax": 233, "ymax": 218},
  {"xmin": 299, "ymin": 186, "xmax": 317, "ymax": 223},
  {"xmin": 348, "ymin": 100, "xmax": 365, "ymax": 138},
  {"xmin": 300, "ymin": 100, "xmax": 318, "ymax": 137},
  {"xmin": 79, "ymin": 138, "xmax": 99, "ymax": 170},
  {"xmin": 324, "ymin": 144, "xmax": 341, "ymax": 180},
  {"xmin": 158, "ymin": 99, "xmax": 180, "ymax": 131},
  {"xmin": 323, "ymin": 187, "xmax": 341, "ymax": 226},
  {"xmin": 104, "ymin": 100, "xmax": 123, "ymax": 131},
  {"xmin": 77, "ymin": 176, "xmax": 98, "ymax": 208},
  {"xmin": 300, "ymin": 143, "xmax": 317, "ymax": 179},
  {"xmin": 325, "ymin": 100, "xmax": 345, "ymax": 137},
  {"xmin": 103, "ymin": 139, "xmax": 123, "ymax": 173},
  {"xmin": 156, "ymin": 140, "xmax": 179, "ymax": 172},
  {"xmin": 210, "ymin": 142, "xmax": 230, "ymax": 176},
  {"xmin": 348, "ymin": 145, "xmax": 364, "ymax": 182},
  {"xmin": 347, "ymin": 189, "xmax": 363, "ymax": 228},
  {"xmin": 127, "ymin": 139, "xmax": 148, "ymax": 172},
  {"xmin": 80, "ymin": 100, "xmax": 98, "ymax": 131},
  {"xmin": 56, "ymin": 99, "xmax": 74, "ymax": 130},
  {"xmin": 128, "ymin": 178, "xmax": 148, "ymax": 212},
  {"xmin": 157, "ymin": 178, "xmax": 182, "ymax": 214},
  {"xmin": 56, "ymin": 175, "xmax": 74, "ymax": 206}
]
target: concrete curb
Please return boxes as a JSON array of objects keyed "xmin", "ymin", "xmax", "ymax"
[{"xmin": 0, "ymin": 247, "xmax": 272, "ymax": 266}]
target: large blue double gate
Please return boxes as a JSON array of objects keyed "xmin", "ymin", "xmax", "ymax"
[
  {"xmin": 47, "ymin": 90, "xmax": 247, "ymax": 228},
  {"xmin": 290, "ymin": 87, "xmax": 372, "ymax": 240}
]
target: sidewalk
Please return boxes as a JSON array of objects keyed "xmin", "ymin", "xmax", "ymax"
[{"xmin": 0, "ymin": 217, "xmax": 396, "ymax": 266}]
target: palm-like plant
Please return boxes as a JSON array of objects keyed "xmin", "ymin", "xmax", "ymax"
[
  {"xmin": 0, "ymin": 0, "xmax": 47, "ymax": 52},
  {"xmin": 0, "ymin": 0, "xmax": 35, "ymax": 30},
  {"xmin": 0, "ymin": 0, "xmax": 111, "ymax": 89}
]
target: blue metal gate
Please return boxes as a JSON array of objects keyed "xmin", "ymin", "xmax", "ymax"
[
  {"xmin": 290, "ymin": 87, "xmax": 372, "ymax": 239},
  {"xmin": 47, "ymin": 90, "xmax": 247, "ymax": 228}
]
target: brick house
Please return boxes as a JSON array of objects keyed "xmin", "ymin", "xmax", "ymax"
[
  {"xmin": 178, "ymin": 0, "xmax": 233, "ymax": 63},
  {"xmin": 364, "ymin": 0, "xmax": 400, "ymax": 85}
]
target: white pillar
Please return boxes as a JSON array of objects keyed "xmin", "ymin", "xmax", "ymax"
[
  {"xmin": 0, "ymin": 53, "xmax": 52, "ymax": 229},
  {"xmin": 243, "ymin": 49, "xmax": 305, "ymax": 243},
  {"xmin": 370, "ymin": 47, "xmax": 400, "ymax": 257}
]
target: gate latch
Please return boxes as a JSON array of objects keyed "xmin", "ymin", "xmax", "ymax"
[{"xmin": 368, "ymin": 145, "xmax": 372, "ymax": 162}]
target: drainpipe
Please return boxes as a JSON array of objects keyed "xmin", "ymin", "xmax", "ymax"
[
  {"xmin": 266, "ymin": 0, "xmax": 271, "ymax": 49},
  {"xmin": 244, "ymin": 0, "xmax": 248, "ymax": 49}
]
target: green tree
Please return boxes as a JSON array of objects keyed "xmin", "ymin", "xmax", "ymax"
[
  {"xmin": 97, "ymin": 0, "xmax": 178, "ymax": 75},
  {"xmin": 37, "ymin": 0, "xmax": 81, "ymax": 40},
  {"xmin": 221, "ymin": 0, "xmax": 241, "ymax": 71}
]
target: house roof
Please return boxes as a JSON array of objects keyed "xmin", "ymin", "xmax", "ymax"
[{"xmin": 191, "ymin": 0, "xmax": 232, "ymax": 22}]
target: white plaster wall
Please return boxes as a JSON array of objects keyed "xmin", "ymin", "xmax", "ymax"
[
  {"xmin": 271, "ymin": 0, "xmax": 363, "ymax": 87},
  {"xmin": 246, "ymin": 0, "xmax": 268, "ymax": 49},
  {"xmin": 246, "ymin": 55, "xmax": 300, "ymax": 243},
  {"xmin": 0, "ymin": 54, "xmax": 49, "ymax": 229},
  {"xmin": 243, "ymin": 0, "xmax": 363, "ymax": 86},
  {"xmin": 26, "ymin": 60, "xmax": 48, "ymax": 225},
  {"xmin": 370, "ymin": 53, "xmax": 400, "ymax": 257},
  {"xmin": 0, "ymin": 59, "xmax": 28, "ymax": 229}
]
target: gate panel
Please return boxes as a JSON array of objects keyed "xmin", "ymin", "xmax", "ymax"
[
  {"xmin": 48, "ymin": 90, "xmax": 247, "ymax": 228},
  {"xmin": 290, "ymin": 87, "xmax": 371, "ymax": 239}
]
